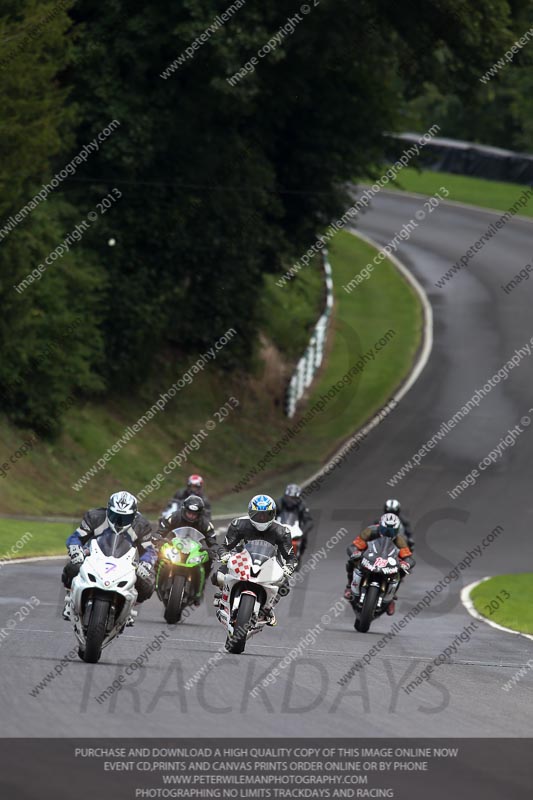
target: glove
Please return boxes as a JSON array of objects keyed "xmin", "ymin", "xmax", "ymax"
[
  {"xmin": 282, "ymin": 564, "xmax": 294, "ymax": 578},
  {"xmin": 220, "ymin": 552, "xmax": 230, "ymax": 564},
  {"xmin": 400, "ymin": 560, "xmax": 411, "ymax": 572},
  {"xmin": 68, "ymin": 545, "xmax": 85, "ymax": 565},
  {"xmin": 137, "ymin": 562, "xmax": 154, "ymax": 580}
]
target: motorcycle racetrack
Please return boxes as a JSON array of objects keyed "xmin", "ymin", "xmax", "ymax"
[{"xmin": 1, "ymin": 190, "xmax": 532, "ymax": 737}]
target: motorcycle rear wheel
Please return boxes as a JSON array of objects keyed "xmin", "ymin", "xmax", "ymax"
[
  {"xmin": 225, "ymin": 593, "xmax": 255, "ymax": 654},
  {"xmin": 355, "ymin": 584, "xmax": 379, "ymax": 633}
]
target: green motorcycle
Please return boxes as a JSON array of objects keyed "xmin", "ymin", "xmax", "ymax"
[{"xmin": 155, "ymin": 526, "xmax": 210, "ymax": 624}]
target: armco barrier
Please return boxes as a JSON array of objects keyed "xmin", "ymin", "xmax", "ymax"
[
  {"xmin": 388, "ymin": 132, "xmax": 533, "ymax": 186},
  {"xmin": 285, "ymin": 249, "xmax": 333, "ymax": 417}
]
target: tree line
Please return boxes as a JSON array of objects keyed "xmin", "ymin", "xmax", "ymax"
[{"xmin": 0, "ymin": 0, "xmax": 525, "ymax": 434}]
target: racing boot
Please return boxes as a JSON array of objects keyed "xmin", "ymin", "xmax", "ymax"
[
  {"xmin": 126, "ymin": 607, "xmax": 138, "ymax": 627},
  {"xmin": 62, "ymin": 591, "xmax": 72, "ymax": 621},
  {"xmin": 259, "ymin": 607, "xmax": 277, "ymax": 627}
]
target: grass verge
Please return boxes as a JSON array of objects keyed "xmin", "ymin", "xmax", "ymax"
[
  {"xmin": 213, "ymin": 229, "xmax": 423, "ymax": 511},
  {"xmin": 0, "ymin": 230, "xmax": 423, "ymax": 553},
  {"xmin": 261, "ymin": 255, "xmax": 324, "ymax": 360},
  {"xmin": 470, "ymin": 575, "xmax": 533, "ymax": 635},
  {"xmin": 0, "ymin": 519, "xmax": 73, "ymax": 559},
  {"xmin": 386, "ymin": 167, "xmax": 533, "ymax": 217}
]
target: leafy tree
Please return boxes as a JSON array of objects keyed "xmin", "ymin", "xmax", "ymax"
[
  {"xmin": 0, "ymin": 0, "xmax": 104, "ymax": 435},
  {"xmin": 402, "ymin": 0, "xmax": 533, "ymax": 151},
  {"xmin": 0, "ymin": 0, "xmax": 522, "ymax": 433}
]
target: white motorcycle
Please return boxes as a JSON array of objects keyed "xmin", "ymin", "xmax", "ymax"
[
  {"xmin": 216, "ymin": 540, "xmax": 285, "ymax": 654},
  {"xmin": 71, "ymin": 530, "xmax": 138, "ymax": 663},
  {"xmin": 277, "ymin": 509, "xmax": 303, "ymax": 568}
]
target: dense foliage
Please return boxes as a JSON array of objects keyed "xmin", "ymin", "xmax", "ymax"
[
  {"xmin": 403, "ymin": 0, "xmax": 533, "ymax": 150},
  {"xmin": 0, "ymin": 0, "xmax": 523, "ymax": 432}
]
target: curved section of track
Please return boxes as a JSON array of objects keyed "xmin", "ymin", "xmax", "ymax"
[{"xmin": 1, "ymin": 190, "xmax": 532, "ymax": 736}]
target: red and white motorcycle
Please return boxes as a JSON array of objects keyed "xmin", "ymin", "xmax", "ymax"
[{"xmin": 216, "ymin": 540, "xmax": 285, "ymax": 654}]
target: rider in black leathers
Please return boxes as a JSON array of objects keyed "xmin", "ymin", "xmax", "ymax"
[
  {"xmin": 170, "ymin": 474, "xmax": 212, "ymax": 520},
  {"xmin": 213, "ymin": 495, "xmax": 296, "ymax": 625},
  {"xmin": 155, "ymin": 495, "xmax": 217, "ymax": 581},
  {"xmin": 61, "ymin": 491, "xmax": 156, "ymax": 623},
  {"xmin": 158, "ymin": 495, "xmax": 215, "ymax": 544},
  {"xmin": 275, "ymin": 483, "xmax": 313, "ymax": 558}
]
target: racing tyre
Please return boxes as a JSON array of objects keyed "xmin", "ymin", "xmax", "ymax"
[
  {"xmin": 356, "ymin": 584, "xmax": 379, "ymax": 633},
  {"xmin": 165, "ymin": 574, "xmax": 186, "ymax": 624},
  {"xmin": 225, "ymin": 593, "xmax": 255, "ymax": 655},
  {"xmin": 83, "ymin": 598, "xmax": 109, "ymax": 663}
]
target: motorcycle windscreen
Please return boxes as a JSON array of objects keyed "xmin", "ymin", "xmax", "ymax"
[
  {"xmin": 168, "ymin": 526, "xmax": 205, "ymax": 545},
  {"xmin": 366, "ymin": 537, "xmax": 399, "ymax": 560},
  {"xmin": 244, "ymin": 539, "xmax": 277, "ymax": 567},
  {"xmin": 95, "ymin": 530, "xmax": 135, "ymax": 558},
  {"xmin": 279, "ymin": 510, "xmax": 299, "ymax": 526}
]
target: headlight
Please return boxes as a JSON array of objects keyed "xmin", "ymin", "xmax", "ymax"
[
  {"xmin": 161, "ymin": 544, "xmax": 176, "ymax": 560},
  {"xmin": 188, "ymin": 555, "xmax": 202, "ymax": 564}
]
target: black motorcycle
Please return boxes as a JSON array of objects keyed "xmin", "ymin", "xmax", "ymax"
[{"xmin": 350, "ymin": 537, "xmax": 401, "ymax": 632}]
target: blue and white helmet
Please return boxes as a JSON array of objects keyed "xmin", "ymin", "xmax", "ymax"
[
  {"xmin": 248, "ymin": 494, "xmax": 276, "ymax": 531},
  {"xmin": 107, "ymin": 491, "xmax": 138, "ymax": 533},
  {"xmin": 379, "ymin": 513, "xmax": 401, "ymax": 537}
]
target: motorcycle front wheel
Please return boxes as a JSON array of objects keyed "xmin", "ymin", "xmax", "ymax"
[
  {"xmin": 355, "ymin": 584, "xmax": 379, "ymax": 633},
  {"xmin": 164, "ymin": 574, "xmax": 186, "ymax": 624},
  {"xmin": 83, "ymin": 598, "xmax": 109, "ymax": 663},
  {"xmin": 225, "ymin": 593, "xmax": 255, "ymax": 655}
]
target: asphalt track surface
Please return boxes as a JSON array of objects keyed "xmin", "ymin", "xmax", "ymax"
[{"xmin": 1, "ymin": 190, "xmax": 533, "ymax": 738}]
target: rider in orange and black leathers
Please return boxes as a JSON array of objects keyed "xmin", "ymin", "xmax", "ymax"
[{"xmin": 344, "ymin": 513, "xmax": 414, "ymax": 601}]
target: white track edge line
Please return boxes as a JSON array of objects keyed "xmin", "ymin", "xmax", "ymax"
[
  {"xmin": 461, "ymin": 578, "xmax": 533, "ymax": 641},
  {"xmin": 300, "ymin": 228, "xmax": 433, "ymax": 492}
]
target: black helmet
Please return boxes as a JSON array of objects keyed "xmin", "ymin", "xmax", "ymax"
[
  {"xmin": 283, "ymin": 483, "xmax": 301, "ymax": 510},
  {"xmin": 384, "ymin": 498, "xmax": 401, "ymax": 514},
  {"xmin": 182, "ymin": 494, "xmax": 204, "ymax": 523}
]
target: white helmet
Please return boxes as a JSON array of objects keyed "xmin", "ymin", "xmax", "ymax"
[
  {"xmin": 379, "ymin": 513, "xmax": 401, "ymax": 537},
  {"xmin": 107, "ymin": 491, "xmax": 138, "ymax": 533},
  {"xmin": 384, "ymin": 498, "xmax": 400, "ymax": 514}
]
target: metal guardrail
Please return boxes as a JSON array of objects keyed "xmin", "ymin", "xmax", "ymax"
[
  {"xmin": 285, "ymin": 248, "xmax": 333, "ymax": 417},
  {"xmin": 388, "ymin": 132, "xmax": 533, "ymax": 186}
]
